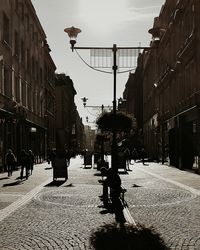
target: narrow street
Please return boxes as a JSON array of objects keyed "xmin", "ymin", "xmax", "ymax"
[{"xmin": 0, "ymin": 156, "xmax": 200, "ymax": 249}]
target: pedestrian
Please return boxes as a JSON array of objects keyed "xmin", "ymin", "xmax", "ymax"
[
  {"xmin": 19, "ymin": 149, "xmax": 29, "ymax": 180},
  {"xmin": 5, "ymin": 149, "xmax": 16, "ymax": 177},
  {"xmin": 141, "ymin": 147, "xmax": 146, "ymax": 165},
  {"xmin": 28, "ymin": 150, "xmax": 35, "ymax": 175},
  {"xmin": 131, "ymin": 148, "xmax": 138, "ymax": 164},
  {"xmin": 65, "ymin": 149, "xmax": 71, "ymax": 166},
  {"xmin": 124, "ymin": 147, "xmax": 131, "ymax": 170},
  {"xmin": 49, "ymin": 149, "xmax": 56, "ymax": 168}
]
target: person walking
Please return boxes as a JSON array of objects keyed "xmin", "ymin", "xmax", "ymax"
[
  {"xmin": 48, "ymin": 149, "xmax": 56, "ymax": 168},
  {"xmin": 19, "ymin": 149, "xmax": 29, "ymax": 180},
  {"xmin": 5, "ymin": 149, "xmax": 16, "ymax": 177},
  {"xmin": 141, "ymin": 147, "xmax": 146, "ymax": 165},
  {"xmin": 28, "ymin": 150, "xmax": 35, "ymax": 175},
  {"xmin": 130, "ymin": 148, "xmax": 138, "ymax": 164},
  {"xmin": 124, "ymin": 147, "xmax": 131, "ymax": 171}
]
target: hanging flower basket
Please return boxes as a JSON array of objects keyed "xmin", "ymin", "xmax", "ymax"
[{"xmin": 96, "ymin": 111, "xmax": 132, "ymax": 131}]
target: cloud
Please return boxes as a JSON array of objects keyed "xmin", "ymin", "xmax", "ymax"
[{"xmin": 124, "ymin": 5, "xmax": 162, "ymax": 22}]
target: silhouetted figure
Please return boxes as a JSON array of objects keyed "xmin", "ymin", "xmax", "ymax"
[
  {"xmin": 49, "ymin": 149, "xmax": 56, "ymax": 168},
  {"xmin": 100, "ymin": 168, "xmax": 126, "ymax": 226},
  {"xmin": 141, "ymin": 148, "xmax": 146, "ymax": 165},
  {"xmin": 5, "ymin": 149, "xmax": 16, "ymax": 177},
  {"xmin": 124, "ymin": 147, "xmax": 131, "ymax": 170},
  {"xmin": 65, "ymin": 149, "xmax": 71, "ymax": 166},
  {"xmin": 19, "ymin": 149, "xmax": 29, "ymax": 180},
  {"xmin": 28, "ymin": 150, "xmax": 35, "ymax": 175},
  {"xmin": 131, "ymin": 148, "xmax": 138, "ymax": 164}
]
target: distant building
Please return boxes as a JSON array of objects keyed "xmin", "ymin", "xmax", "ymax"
[
  {"xmin": 55, "ymin": 73, "xmax": 84, "ymax": 154},
  {"xmin": 75, "ymin": 111, "xmax": 85, "ymax": 153},
  {"xmin": 0, "ymin": 0, "xmax": 56, "ymax": 169},
  {"xmin": 84, "ymin": 125, "xmax": 96, "ymax": 152}
]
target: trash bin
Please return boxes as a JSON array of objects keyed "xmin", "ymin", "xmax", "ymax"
[
  {"xmin": 94, "ymin": 153, "xmax": 101, "ymax": 164},
  {"xmin": 53, "ymin": 150, "xmax": 68, "ymax": 181},
  {"xmin": 118, "ymin": 152, "xmax": 126, "ymax": 171},
  {"xmin": 84, "ymin": 152, "xmax": 92, "ymax": 168}
]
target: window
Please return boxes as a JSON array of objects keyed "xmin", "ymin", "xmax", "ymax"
[
  {"xmin": 14, "ymin": 31, "xmax": 19, "ymax": 56},
  {"xmin": 27, "ymin": 86, "xmax": 32, "ymax": 110},
  {"xmin": 22, "ymin": 81, "xmax": 27, "ymax": 106},
  {"xmin": 34, "ymin": 32, "xmax": 38, "ymax": 43},
  {"xmin": 4, "ymin": 66, "xmax": 12, "ymax": 97},
  {"xmin": 0, "ymin": 59, "xmax": 3, "ymax": 93},
  {"xmin": 3, "ymin": 13, "xmax": 10, "ymax": 45},
  {"xmin": 30, "ymin": 24, "xmax": 34, "ymax": 40},
  {"xmin": 15, "ymin": 0, "xmax": 19, "ymax": 11},
  {"xmin": 39, "ymin": 68, "xmax": 43, "ymax": 85},
  {"xmin": 21, "ymin": 40, "xmax": 25, "ymax": 63},
  {"xmin": 33, "ymin": 92, "xmax": 36, "ymax": 113},
  {"xmin": 14, "ymin": 75, "xmax": 20, "ymax": 103},
  {"xmin": 31, "ymin": 56, "xmax": 35, "ymax": 78},
  {"xmin": 26, "ymin": 48, "xmax": 30, "ymax": 71},
  {"xmin": 25, "ymin": 15, "xmax": 29, "ymax": 32},
  {"xmin": 21, "ymin": 3, "xmax": 24, "ymax": 22}
]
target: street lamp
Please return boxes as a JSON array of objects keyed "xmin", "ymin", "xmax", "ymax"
[
  {"xmin": 82, "ymin": 97, "xmax": 111, "ymax": 113},
  {"xmin": 64, "ymin": 26, "xmax": 155, "ymax": 172},
  {"xmin": 64, "ymin": 26, "xmax": 81, "ymax": 51}
]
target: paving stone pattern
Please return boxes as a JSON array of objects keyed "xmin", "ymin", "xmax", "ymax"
[{"xmin": 0, "ymin": 158, "xmax": 200, "ymax": 249}]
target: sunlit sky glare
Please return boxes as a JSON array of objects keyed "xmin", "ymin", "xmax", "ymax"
[{"xmin": 31, "ymin": 0, "xmax": 165, "ymax": 128}]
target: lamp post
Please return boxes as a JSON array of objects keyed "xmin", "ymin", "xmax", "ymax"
[
  {"xmin": 64, "ymin": 26, "xmax": 156, "ymax": 172},
  {"xmin": 82, "ymin": 97, "xmax": 111, "ymax": 113}
]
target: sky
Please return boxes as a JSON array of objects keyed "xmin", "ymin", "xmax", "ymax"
[{"xmin": 31, "ymin": 0, "xmax": 165, "ymax": 128}]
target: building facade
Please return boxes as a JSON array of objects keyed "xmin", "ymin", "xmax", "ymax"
[
  {"xmin": 55, "ymin": 74, "xmax": 83, "ymax": 154},
  {"xmin": 84, "ymin": 125, "xmax": 96, "ymax": 152},
  {"xmin": 0, "ymin": 0, "xmax": 56, "ymax": 169},
  {"xmin": 142, "ymin": 0, "xmax": 200, "ymax": 171}
]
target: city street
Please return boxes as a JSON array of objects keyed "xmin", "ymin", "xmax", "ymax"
[{"xmin": 0, "ymin": 156, "xmax": 200, "ymax": 249}]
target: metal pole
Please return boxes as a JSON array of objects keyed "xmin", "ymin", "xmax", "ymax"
[{"xmin": 111, "ymin": 44, "xmax": 118, "ymax": 173}]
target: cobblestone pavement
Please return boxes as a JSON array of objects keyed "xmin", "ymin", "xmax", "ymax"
[{"xmin": 0, "ymin": 157, "xmax": 200, "ymax": 249}]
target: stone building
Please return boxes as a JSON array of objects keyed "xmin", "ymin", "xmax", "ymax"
[
  {"xmin": 122, "ymin": 0, "xmax": 200, "ymax": 172},
  {"xmin": 142, "ymin": 0, "xmax": 200, "ymax": 170},
  {"xmin": 0, "ymin": 0, "xmax": 56, "ymax": 169},
  {"xmin": 84, "ymin": 125, "xmax": 96, "ymax": 152},
  {"xmin": 75, "ymin": 110, "xmax": 85, "ymax": 153},
  {"xmin": 55, "ymin": 74, "xmax": 84, "ymax": 154}
]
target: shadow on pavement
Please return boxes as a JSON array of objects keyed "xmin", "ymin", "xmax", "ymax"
[
  {"xmin": 118, "ymin": 171, "xmax": 129, "ymax": 175},
  {"xmin": 90, "ymin": 223, "xmax": 169, "ymax": 250},
  {"xmin": 3, "ymin": 180, "xmax": 24, "ymax": 187},
  {"xmin": 0, "ymin": 177, "xmax": 10, "ymax": 181},
  {"xmin": 45, "ymin": 180, "xmax": 66, "ymax": 187},
  {"xmin": 94, "ymin": 173, "xmax": 102, "ymax": 177},
  {"xmin": 132, "ymin": 184, "xmax": 142, "ymax": 188},
  {"xmin": 44, "ymin": 167, "xmax": 52, "ymax": 170}
]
